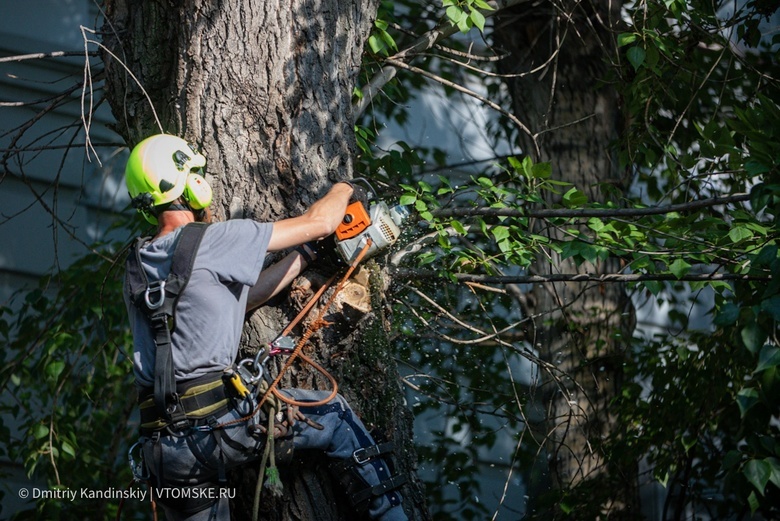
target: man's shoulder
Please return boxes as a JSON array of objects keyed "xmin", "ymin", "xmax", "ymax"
[{"xmin": 206, "ymin": 218, "xmax": 270, "ymax": 236}]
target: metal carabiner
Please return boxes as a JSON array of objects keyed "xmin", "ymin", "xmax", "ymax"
[
  {"xmin": 144, "ymin": 280, "xmax": 166, "ymax": 309},
  {"xmin": 270, "ymin": 335, "xmax": 296, "ymax": 353},
  {"xmin": 128, "ymin": 440, "xmax": 150, "ymax": 481},
  {"xmin": 237, "ymin": 347, "xmax": 268, "ymax": 385}
]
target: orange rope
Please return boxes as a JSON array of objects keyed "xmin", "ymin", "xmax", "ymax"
[
  {"xmin": 217, "ymin": 239, "xmax": 373, "ymax": 427},
  {"xmin": 257, "ymin": 239, "xmax": 372, "ymax": 410},
  {"xmin": 270, "ymin": 352, "xmax": 339, "ymax": 407}
]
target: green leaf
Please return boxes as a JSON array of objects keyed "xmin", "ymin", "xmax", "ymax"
[
  {"xmin": 768, "ymin": 457, "xmax": 780, "ymax": 488},
  {"xmin": 46, "ymin": 360, "xmax": 65, "ymax": 382},
  {"xmin": 457, "ymin": 15, "xmax": 471, "ymax": 33},
  {"xmin": 416, "ymin": 252, "xmax": 437, "ymax": 266},
  {"xmin": 618, "ymin": 33, "xmax": 638, "ymax": 47},
  {"xmin": 450, "ymin": 219, "xmax": 467, "ymax": 236},
  {"xmin": 753, "ymin": 244, "xmax": 778, "ymax": 267},
  {"xmin": 476, "ymin": 176, "xmax": 494, "ymax": 188},
  {"xmin": 741, "ymin": 322, "xmax": 767, "ymax": 354},
  {"xmin": 399, "ymin": 194, "xmax": 417, "ymax": 206},
  {"xmin": 61, "ymin": 439, "xmax": 76, "ymax": 459},
  {"xmin": 723, "ymin": 450, "xmax": 743, "ymax": 470},
  {"xmin": 492, "ymin": 226, "xmax": 510, "ymax": 242},
  {"xmin": 469, "ymin": 9, "xmax": 486, "ymax": 31},
  {"xmin": 378, "ymin": 30, "xmax": 397, "ymax": 52},
  {"xmin": 714, "ymin": 303, "xmax": 740, "ymax": 326},
  {"xmin": 748, "ymin": 491, "xmax": 760, "ymax": 514},
  {"xmin": 669, "ymin": 258, "xmax": 691, "ymax": 279},
  {"xmin": 531, "ymin": 162, "xmax": 552, "ymax": 179},
  {"xmin": 745, "ymin": 159, "xmax": 770, "ymax": 176},
  {"xmin": 32, "ymin": 423, "xmax": 49, "ymax": 440},
  {"xmin": 368, "ymin": 34, "xmax": 385, "ymax": 54},
  {"xmin": 656, "ymin": 469, "xmax": 670, "ymax": 488},
  {"xmin": 736, "ymin": 387, "xmax": 759, "ymax": 418},
  {"xmin": 744, "ymin": 459, "xmax": 772, "ymax": 495},
  {"xmin": 756, "ymin": 345, "xmax": 780, "ymax": 373},
  {"xmin": 729, "ymin": 225, "xmax": 754, "ymax": 243},
  {"xmin": 627, "ymin": 46, "xmax": 646, "ymax": 71},
  {"xmin": 761, "ymin": 296, "xmax": 780, "ymax": 321},
  {"xmin": 644, "ymin": 280, "xmax": 664, "ymax": 296},
  {"xmin": 446, "ymin": 5, "xmax": 464, "ymax": 24},
  {"xmin": 562, "ymin": 188, "xmax": 588, "ymax": 207}
]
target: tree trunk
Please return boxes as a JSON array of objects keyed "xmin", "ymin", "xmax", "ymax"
[
  {"xmin": 494, "ymin": 1, "xmax": 638, "ymax": 517},
  {"xmin": 101, "ymin": 1, "xmax": 425, "ymax": 519}
]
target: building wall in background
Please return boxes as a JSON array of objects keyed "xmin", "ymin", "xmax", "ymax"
[{"xmin": 0, "ymin": 3, "xmax": 126, "ymax": 516}]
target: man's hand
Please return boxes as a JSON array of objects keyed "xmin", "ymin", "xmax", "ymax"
[{"xmin": 346, "ymin": 181, "xmax": 370, "ymax": 207}]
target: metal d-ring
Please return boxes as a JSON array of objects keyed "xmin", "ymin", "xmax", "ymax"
[{"xmin": 144, "ymin": 280, "xmax": 166, "ymax": 310}]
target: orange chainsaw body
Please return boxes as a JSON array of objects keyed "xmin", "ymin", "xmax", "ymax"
[{"xmin": 336, "ymin": 201, "xmax": 371, "ymax": 241}]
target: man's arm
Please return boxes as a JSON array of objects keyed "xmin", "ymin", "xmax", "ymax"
[
  {"xmin": 266, "ymin": 182, "xmax": 353, "ymax": 252},
  {"xmin": 245, "ymin": 243, "xmax": 316, "ymax": 311},
  {"xmin": 246, "ymin": 182, "xmax": 351, "ymax": 311}
]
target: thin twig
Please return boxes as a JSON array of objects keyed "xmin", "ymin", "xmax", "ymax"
[{"xmin": 384, "ymin": 57, "xmax": 540, "ymax": 156}]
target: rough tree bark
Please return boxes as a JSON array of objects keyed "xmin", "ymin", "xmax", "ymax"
[
  {"xmin": 101, "ymin": 1, "xmax": 426, "ymax": 519},
  {"xmin": 494, "ymin": 0, "xmax": 638, "ymax": 517}
]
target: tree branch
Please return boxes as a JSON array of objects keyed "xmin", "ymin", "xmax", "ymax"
[
  {"xmin": 383, "ymin": 57, "xmax": 538, "ymax": 155},
  {"xmin": 353, "ymin": 0, "xmax": 530, "ymax": 118},
  {"xmin": 0, "ymin": 51, "xmax": 97, "ymax": 63},
  {"xmin": 392, "ymin": 268, "xmax": 771, "ymax": 284},
  {"xmin": 432, "ymin": 193, "xmax": 751, "ymax": 219}
]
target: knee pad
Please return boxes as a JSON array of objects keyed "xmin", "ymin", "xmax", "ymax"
[{"xmin": 329, "ymin": 442, "xmax": 407, "ymax": 514}]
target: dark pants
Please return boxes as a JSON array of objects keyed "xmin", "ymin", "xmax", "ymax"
[{"xmin": 142, "ymin": 389, "xmax": 406, "ymax": 521}]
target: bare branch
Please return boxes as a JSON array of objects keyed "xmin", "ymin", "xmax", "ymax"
[
  {"xmin": 353, "ymin": 66, "xmax": 397, "ymax": 123},
  {"xmin": 392, "ymin": 268, "xmax": 771, "ymax": 284},
  {"xmin": 353, "ymin": 0, "xmax": 530, "ymax": 118},
  {"xmin": 432, "ymin": 193, "xmax": 751, "ymax": 220},
  {"xmin": 384, "ymin": 57, "xmax": 539, "ymax": 156},
  {"xmin": 0, "ymin": 51, "xmax": 97, "ymax": 64}
]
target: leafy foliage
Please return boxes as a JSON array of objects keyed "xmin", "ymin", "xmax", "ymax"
[
  {"xmin": 354, "ymin": 0, "xmax": 779, "ymax": 518},
  {"xmin": 0, "ymin": 241, "xmax": 143, "ymax": 519},
  {"xmin": 1, "ymin": 0, "xmax": 778, "ymax": 520}
]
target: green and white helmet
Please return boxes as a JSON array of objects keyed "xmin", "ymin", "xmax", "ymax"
[{"xmin": 125, "ymin": 134, "xmax": 210, "ymax": 224}]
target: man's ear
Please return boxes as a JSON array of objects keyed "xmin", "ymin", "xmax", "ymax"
[{"xmin": 194, "ymin": 206, "xmax": 213, "ymax": 223}]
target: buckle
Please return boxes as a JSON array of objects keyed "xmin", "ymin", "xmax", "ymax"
[{"xmin": 352, "ymin": 447, "xmax": 371, "ymax": 465}]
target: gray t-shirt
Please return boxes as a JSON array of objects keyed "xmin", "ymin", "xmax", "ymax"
[{"xmin": 125, "ymin": 219, "xmax": 273, "ymax": 389}]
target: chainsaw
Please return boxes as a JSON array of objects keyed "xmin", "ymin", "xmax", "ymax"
[{"xmin": 335, "ymin": 179, "xmax": 409, "ymax": 264}]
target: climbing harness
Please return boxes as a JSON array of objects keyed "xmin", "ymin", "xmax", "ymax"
[
  {"xmin": 124, "ymin": 209, "xmax": 407, "ymax": 520},
  {"xmin": 125, "ymin": 222, "xmax": 212, "ymax": 429},
  {"xmin": 215, "ymin": 237, "xmax": 374, "ymax": 430}
]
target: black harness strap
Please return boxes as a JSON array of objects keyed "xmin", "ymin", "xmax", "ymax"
[{"xmin": 126, "ymin": 222, "xmax": 210, "ymax": 425}]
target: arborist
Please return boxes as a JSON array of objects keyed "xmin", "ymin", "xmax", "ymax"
[{"xmin": 122, "ymin": 134, "xmax": 407, "ymax": 521}]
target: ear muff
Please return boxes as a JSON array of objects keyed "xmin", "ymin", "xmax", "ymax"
[{"xmin": 183, "ymin": 173, "xmax": 213, "ymax": 210}]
